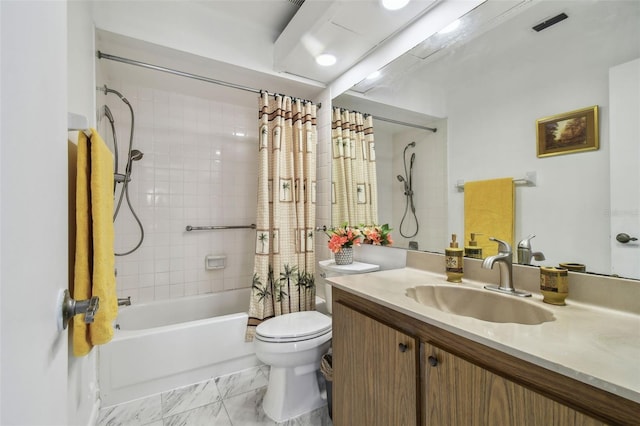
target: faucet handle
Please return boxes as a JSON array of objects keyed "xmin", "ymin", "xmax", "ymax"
[
  {"xmin": 489, "ymin": 237, "xmax": 512, "ymax": 254},
  {"xmin": 517, "ymin": 234, "xmax": 536, "ymax": 249}
]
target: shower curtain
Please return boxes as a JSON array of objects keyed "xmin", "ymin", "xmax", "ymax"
[
  {"xmin": 331, "ymin": 108, "xmax": 378, "ymax": 227},
  {"xmin": 246, "ymin": 93, "xmax": 317, "ymax": 340}
]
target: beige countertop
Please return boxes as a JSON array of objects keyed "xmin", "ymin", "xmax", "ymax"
[{"xmin": 326, "ymin": 267, "xmax": 640, "ymax": 404}]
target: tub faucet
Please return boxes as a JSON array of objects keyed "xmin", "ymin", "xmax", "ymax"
[
  {"xmin": 517, "ymin": 234, "xmax": 545, "ymax": 265},
  {"xmin": 118, "ymin": 297, "xmax": 131, "ymax": 306},
  {"xmin": 482, "ymin": 237, "xmax": 531, "ymax": 297}
]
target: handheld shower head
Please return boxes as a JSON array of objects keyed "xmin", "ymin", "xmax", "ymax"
[
  {"xmin": 397, "ymin": 175, "xmax": 405, "ymax": 182},
  {"xmin": 408, "ymin": 141, "xmax": 416, "ymax": 148},
  {"xmin": 103, "ymin": 105, "xmax": 114, "ymax": 124}
]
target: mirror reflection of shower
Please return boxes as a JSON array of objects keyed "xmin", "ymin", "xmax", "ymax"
[
  {"xmin": 101, "ymin": 85, "xmax": 145, "ymax": 256},
  {"xmin": 397, "ymin": 141, "xmax": 419, "ymax": 239}
]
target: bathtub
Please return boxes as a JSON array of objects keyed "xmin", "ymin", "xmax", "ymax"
[{"xmin": 98, "ymin": 288, "xmax": 260, "ymax": 407}]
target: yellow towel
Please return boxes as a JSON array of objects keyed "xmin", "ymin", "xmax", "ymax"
[
  {"xmin": 464, "ymin": 177, "xmax": 514, "ymax": 258},
  {"xmin": 73, "ymin": 129, "xmax": 117, "ymax": 356}
]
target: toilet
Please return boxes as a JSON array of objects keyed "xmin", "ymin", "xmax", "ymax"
[
  {"xmin": 254, "ymin": 310, "xmax": 332, "ymax": 422},
  {"xmin": 319, "ymin": 259, "xmax": 380, "ymax": 313}
]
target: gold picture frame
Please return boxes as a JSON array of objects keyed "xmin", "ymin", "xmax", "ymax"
[{"xmin": 536, "ymin": 105, "xmax": 599, "ymax": 157}]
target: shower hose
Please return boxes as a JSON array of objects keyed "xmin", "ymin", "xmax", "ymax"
[
  {"xmin": 103, "ymin": 86, "xmax": 145, "ymax": 256},
  {"xmin": 398, "ymin": 142, "xmax": 419, "ymax": 239}
]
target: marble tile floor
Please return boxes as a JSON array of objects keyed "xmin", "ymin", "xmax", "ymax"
[{"xmin": 97, "ymin": 366, "xmax": 333, "ymax": 426}]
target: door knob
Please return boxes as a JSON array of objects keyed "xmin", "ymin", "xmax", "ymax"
[
  {"xmin": 398, "ymin": 343, "xmax": 409, "ymax": 353},
  {"xmin": 428, "ymin": 355, "xmax": 438, "ymax": 366},
  {"xmin": 57, "ymin": 289, "xmax": 100, "ymax": 331},
  {"xmin": 616, "ymin": 233, "xmax": 638, "ymax": 244}
]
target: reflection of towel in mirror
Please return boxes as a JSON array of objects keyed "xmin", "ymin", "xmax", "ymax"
[
  {"xmin": 464, "ymin": 177, "xmax": 514, "ymax": 258},
  {"xmin": 73, "ymin": 129, "xmax": 117, "ymax": 357}
]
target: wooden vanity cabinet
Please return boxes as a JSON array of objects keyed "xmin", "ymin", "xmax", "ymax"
[
  {"xmin": 332, "ymin": 300, "xmax": 419, "ymax": 426},
  {"xmin": 332, "ymin": 287, "xmax": 639, "ymax": 426},
  {"xmin": 423, "ymin": 342, "xmax": 605, "ymax": 425}
]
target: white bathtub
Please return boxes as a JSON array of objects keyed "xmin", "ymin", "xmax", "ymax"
[{"xmin": 98, "ymin": 288, "xmax": 259, "ymax": 407}]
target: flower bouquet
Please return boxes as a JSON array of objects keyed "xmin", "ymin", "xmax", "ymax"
[
  {"xmin": 361, "ymin": 224, "xmax": 393, "ymax": 246},
  {"xmin": 326, "ymin": 224, "xmax": 362, "ymax": 254}
]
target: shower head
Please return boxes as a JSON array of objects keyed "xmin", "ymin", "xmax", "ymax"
[
  {"xmin": 408, "ymin": 141, "xmax": 416, "ymax": 148},
  {"xmin": 103, "ymin": 105, "xmax": 114, "ymax": 124},
  {"xmin": 129, "ymin": 149, "xmax": 144, "ymax": 161},
  {"xmin": 397, "ymin": 175, "xmax": 405, "ymax": 182}
]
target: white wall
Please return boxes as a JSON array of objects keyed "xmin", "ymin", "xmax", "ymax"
[
  {"xmin": 97, "ymin": 72, "xmax": 258, "ymax": 302},
  {"xmin": 391, "ymin": 123, "xmax": 447, "ymax": 252}
]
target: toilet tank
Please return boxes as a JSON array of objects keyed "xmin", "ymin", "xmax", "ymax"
[{"xmin": 318, "ymin": 260, "xmax": 380, "ymax": 314}]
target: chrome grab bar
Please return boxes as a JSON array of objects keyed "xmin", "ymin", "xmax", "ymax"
[{"xmin": 186, "ymin": 224, "xmax": 257, "ymax": 232}]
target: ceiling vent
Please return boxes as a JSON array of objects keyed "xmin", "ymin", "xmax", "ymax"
[{"xmin": 532, "ymin": 12, "xmax": 568, "ymax": 32}]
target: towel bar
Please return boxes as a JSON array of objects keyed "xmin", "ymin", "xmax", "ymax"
[{"xmin": 456, "ymin": 171, "xmax": 537, "ymax": 191}]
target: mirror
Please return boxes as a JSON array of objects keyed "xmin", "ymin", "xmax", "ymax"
[{"xmin": 332, "ymin": 0, "xmax": 640, "ymax": 279}]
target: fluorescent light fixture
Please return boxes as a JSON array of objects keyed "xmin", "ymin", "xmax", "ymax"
[
  {"xmin": 366, "ymin": 70, "xmax": 381, "ymax": 80},
  {"xmin": 439, "ymin": 19, "xmax": 461, "ymax": 34},
  {"xmin": 316, "ymin": 53, "xmax": 337, "ymax": 66},
  {"xmin": 381, "ymin": 0, "xmax": 410, "ymax": 11}
]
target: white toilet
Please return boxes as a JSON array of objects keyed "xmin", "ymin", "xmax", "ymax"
[
  {"xmin": 254, "ymin": 310, "xmax": 332, "ymax": 422},
  {"xmin": 319, "ymin": 259, "xmax": 380, "ymax": 313}
]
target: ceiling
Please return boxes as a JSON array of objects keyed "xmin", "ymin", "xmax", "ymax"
[{"xmin": 174, "ymin": 0, "xmax": 453, "ymax": 84}]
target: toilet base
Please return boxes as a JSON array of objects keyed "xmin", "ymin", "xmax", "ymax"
[{"xmin": 262, "ymin": 365, "xmax": 326, "ymax": 422}]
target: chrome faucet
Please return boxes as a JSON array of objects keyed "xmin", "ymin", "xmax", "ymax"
[
  {"xmin": 118, "ymin": 296, "xmax": 131, "ymax": 306},
  {"xmin": 517, "ymin": 234, "xmax": 545, "ymax": 265},
  {"xmin": 482, "ymin": 237, "xmax": 531, "ymax": 297}
]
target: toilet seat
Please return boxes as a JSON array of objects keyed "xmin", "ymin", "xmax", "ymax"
[{"xmin": 256, "ymin": 311, "xmax": 332, "ymax": 343}]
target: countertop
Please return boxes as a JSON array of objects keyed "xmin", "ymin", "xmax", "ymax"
[{"xmin": 326, "ymin": 267, "xmax": 640, "ymax": 404}]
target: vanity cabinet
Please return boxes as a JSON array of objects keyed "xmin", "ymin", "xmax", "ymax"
[
  {"xmin": 332, "ymin": 287, "xmax": 638, "ymax": 426},
  {"xmin": 332, "ymin": 300, "xmax": 418, "ymax": 426},
  {"xmin": 423, "ymin": 342, "xmax": 604, "ymax": 425}
]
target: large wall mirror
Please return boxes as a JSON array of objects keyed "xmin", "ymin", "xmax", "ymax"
[{"xmin": 332, "ymin": 0, "xmax": 640, "ymax": 280}]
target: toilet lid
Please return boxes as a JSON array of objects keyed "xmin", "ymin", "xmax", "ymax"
[{"xmin": 256, "ymin": 311, "xmax": 332, "ymax": 342}]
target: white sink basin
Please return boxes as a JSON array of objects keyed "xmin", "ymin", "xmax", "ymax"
[{"xmin": 406, "ymin": 285, "xmax": 555, "ymax": 325}]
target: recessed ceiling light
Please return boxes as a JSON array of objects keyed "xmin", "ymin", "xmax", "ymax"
[
  {"xmin": 316, "ymin": 53, "xmax": 337, "ymax": 66},
  {"xmin": 366, "ymin": 70, "xmax": 381, "ymax": 80},
  {"xmin": 381, "ymin": 0, "xmax": 410, "ymax": 11},
  {"xmin": 439, "ymin": 19, "xmax": 461, "ymax": 34}
]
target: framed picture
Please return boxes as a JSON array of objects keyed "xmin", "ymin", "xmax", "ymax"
[{"xmin": 536, "ymin": 105, "xmax": 599, "ymax": 157}]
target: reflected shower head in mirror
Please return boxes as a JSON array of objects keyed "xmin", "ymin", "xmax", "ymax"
[{"xmin": 129, "ymin": 149, "xmax": 144, "ymax": 161}]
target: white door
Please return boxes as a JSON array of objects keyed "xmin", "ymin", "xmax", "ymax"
[
  {"xmin": 609, "ymin": 58, "xmax": 640, "ymax": 280},
  {"xmin": 1, "ymin": 2, "xmax": 69, "ymax": 424}
]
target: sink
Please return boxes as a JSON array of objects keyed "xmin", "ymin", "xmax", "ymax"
[{"xmin": 406, "ymin": 285, "xmax": 555, "ymax": 325}]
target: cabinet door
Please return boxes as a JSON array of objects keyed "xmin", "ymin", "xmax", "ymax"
[
  {"xmin": 333, "ymin": 302, "xmax": 418, "ymax": 426},
  {"xmin": 423, "ymin": 343, "xmax": 605, "ymax": 426}
]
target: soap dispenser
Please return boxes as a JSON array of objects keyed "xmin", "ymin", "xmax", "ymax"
[
  {"xmin": 464, "ymin": 233, "xmax": 483, "ymax": 259},
  {"xmin": 445, "ymin": 234, "xmax": 464, "ymax": 283}
]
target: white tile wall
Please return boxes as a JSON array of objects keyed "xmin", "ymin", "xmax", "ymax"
[{"xmin": 100, "ymin": 84, "xmax": 258, "ymax": 303}]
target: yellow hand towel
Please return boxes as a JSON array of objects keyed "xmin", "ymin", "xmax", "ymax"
[
  {"xmin": 72, "ymin": 129, "xmax": 116, "ymax": 356},
  {"xmin": 464, "ymin": 177, "xmax": 514, "ymax": 258},
  {"xmin": 89, "ymin": 129, "xmax": 117, "ymax": 346},
  {"xmin": 73, "ymin": 131, "xmax": 92, "ymax": 356}
]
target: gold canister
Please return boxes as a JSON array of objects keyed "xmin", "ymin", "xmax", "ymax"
[
  {"xmin": 559, "ymin": 262, "xmax": 586, "ymax": 272},
  {"xmin": 540, "ymin": 266, "xmax": 569, "ymax": 305}
]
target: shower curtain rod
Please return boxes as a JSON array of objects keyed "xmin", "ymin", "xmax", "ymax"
[
  {"xmin": 371, "ymin": 115, "xmax": 437, "ymax": 133},
  {"xmin": 336, "ymin": 107, "xmax": 437, "ymax": 133},
  {"xmin": 97, "ymin": 51, "xmax": 320, "ymax": 107}
]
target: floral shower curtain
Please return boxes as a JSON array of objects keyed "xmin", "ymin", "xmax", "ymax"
[
  {"xmin": 246, "ymin": 93, "xmax": 317, "ymax": 340},
  {"xmin": 331, "ymin": 107, "xmax": 378, "ymax": 227}
]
